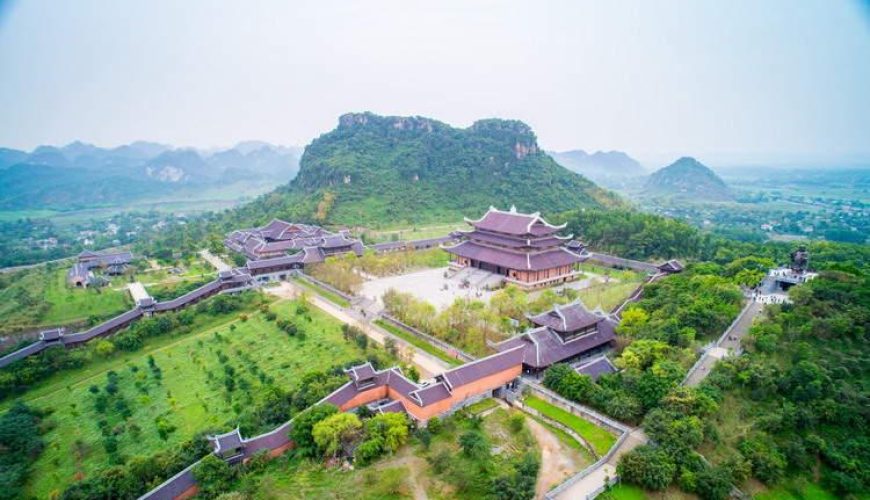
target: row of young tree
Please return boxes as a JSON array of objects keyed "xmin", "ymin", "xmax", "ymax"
[{"xmin": 0, "ymin": 292, "xmax": 257, "ymax": 401}]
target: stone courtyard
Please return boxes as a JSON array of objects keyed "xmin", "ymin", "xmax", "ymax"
[{"xmin": 359, "ymin": 266, "xmax": 614, "ymax": 310}]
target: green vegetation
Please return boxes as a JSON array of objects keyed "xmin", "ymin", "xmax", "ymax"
[
  {"xmin": 643, "ymin": 157, "xmax": 733, "ymax": 202},
  {"xmin": 465, "ymin": 397, "xmax": 499, "ymax": 415},
  {"xmin": 307, "ymin": 248, "xmax": 450, "ymax": 294},
  {"xmin": 12, "ymin": 297, "xmax": 387, "ymax": 497},
  {"xmin": 523, "ymin": 395, "xmax": 616, "ymax": 456},
  {"xmin": 599, "ymin": 483, "xmax": 648, "ymax": 500},
  {"xmin": 228, "ymin": 408, "xmax": 544, "ymax": 500},
  {"xmin": 694, "ymin": 271, "xmax": 869, "ymax": 498},
  {"xmin": 222, "ymin": 112, "xmax": 618, "ymax": 230},
  {"xmin": 292, "ymin": 277, "xmax": 351, "ymax": 307},
  {"xmin": 382, "ymin": 282, "xmax": 639, "ymax": 356},
  {"xmin": 0, "ymin": 265, "xmax": 132, "ymax": 337},
  {"xmin": 374, "ymin": 318, "xmax": 461, "ymax": 366},
  {"xmin": 0, "ymin": 403, "xmax": 47, "ymax": 498}
]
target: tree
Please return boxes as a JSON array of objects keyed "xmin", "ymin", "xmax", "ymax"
[
  {"xmin": 459, "ymin": 430, "xmax": 489, "ymax": 459},
  {"xmin": 193, "ymin": 454, "xmax": 234, "ymax": 499},
  {"xmin": 695, "ymin": 465, "xmax": 734, "ymax": 500},
  {"xmin": 617, "ymin": 445, "xmax": 676, "ymax": 490},
  {"xmin": 95, "ymin": 340, "xmax": 115, "ymax": 357},
  {"xmin": 312, "ymin": 412, "xmax": 362, "ymax": 458},
  {"xmin": 365, "ymin": 412, "xmax": 409, "ymax": 453},
  {"xmin": 290, "ymin": 404, "xmax": 338, "ymax": 458}
]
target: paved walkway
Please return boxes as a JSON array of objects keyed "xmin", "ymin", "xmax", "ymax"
[
  {"xmin": 553, "ymin": 428, "xmax": 647, "ymax": 500},
  {"xmin": 266, "ymin": 281, "xmax": 450, "ymax": 378},
  {"xmin": 199, "ymin": 249, "xmax": 232, "ymax": 272},
  {"xmin": 684, "ymin": 301, "xmax": 763, "ymax": 387},
  {"xmin": 127, "ymin": 282, "xmax": 151, "ymax": 303}
]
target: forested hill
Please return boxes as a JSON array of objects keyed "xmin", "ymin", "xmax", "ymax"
[
  {"xmin": 644, "ymin": 157, "xmax": 733, "ymax": 201},
  {"xmin": 235, "ymin": 113, "xmax": 619, "ymax": 226}
]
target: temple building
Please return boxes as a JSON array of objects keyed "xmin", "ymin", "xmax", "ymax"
[
  {"xmin": 493, "ymin": 302, "xmax": 616, "ymax": 374},
  {"xmin": 323, "ymin": 347, "xmax": 524, "ymax": 423},
  {"xmin": 67, "ymin": 250, "xmax": 133, "ymax": 287},
  {"xmin": 225, "ymin": 218, "xmax": 364, "ymax": 261},
  {"xmin": 443, "ymin": 206, "xmax": 586, "ymax": 289}
]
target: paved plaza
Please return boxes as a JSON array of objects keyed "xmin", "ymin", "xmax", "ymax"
[{"xmin": 359, "ymin": 266, "xmax": 613, "ymax": 310}]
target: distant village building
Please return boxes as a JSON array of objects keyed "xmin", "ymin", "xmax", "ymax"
[
  {"xmin": 443, "ymin": 206, "xmax": 586, "ymax": 289},
  {"xmin": 225, "ymin": 218, "xmax": 363, "ymax": 262},
  {"xmin": 492, "ymin": 302, "xmax": 617, "ymax": 374},
  {"xmin": 67, "ymin": 250, "xmax": 132, "ymax": 287}
]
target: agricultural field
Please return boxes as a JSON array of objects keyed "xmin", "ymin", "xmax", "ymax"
[
  {"xmin": 228, "ymin": 407, "xmax": 589, "ymax": 499},
  {"xmin": 0, "ymin": 265, "xmax": 132, "ymax": 338},
  {"xmin": 14, "ymin": 298, "xmax": 375, "ymax": 498}
]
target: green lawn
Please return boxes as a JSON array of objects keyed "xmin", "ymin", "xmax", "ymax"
[
  {"xmin": 599, "ymin": 483, "xmax": 648, "ymax": 500},
  {"xmin": 0, "ymin": 266, "xmax": 132, "ymax": 336},
  {"xmin": 465, "ymin": 397, "xmax": 500, "ymax": 415},
  {"xmin": 374, "ymin": 319, "xmax": 462, "ymax": 366},
  {"xmin": 524, "ymin": 396, "xmax": 617, "ymax": 456},
  {"xmin": 293, "ymin": 277, "xmax": 352, "ymax": 307},
  {"xmin": 20, "ymin": 299, "xmax": 368, "ymax": 498},
  {"xmin": 753, "ymin": 482, "xmax": 838, "ymax": 500}
]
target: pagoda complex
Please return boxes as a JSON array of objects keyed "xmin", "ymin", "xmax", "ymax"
[{"xmin": 444, "ymin": 206, "xmax": 586, "ymax": 289}]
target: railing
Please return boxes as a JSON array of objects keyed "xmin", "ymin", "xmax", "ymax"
[
  {"xmin": 295, "ymin": 273, "xmax": 355, "ymax": 303},
  {"xmin": 544, "ymin": 427, "xmax": 629, "ymax": 499},
  {"xmin": 522, "ymin": 379, "xmax": 630, "ymax": 435}
]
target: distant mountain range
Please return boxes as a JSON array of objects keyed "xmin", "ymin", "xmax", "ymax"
[
  {"xmin": 549, "ymin": 150, "xmax": 645, "ymax": 184},
  {"xmin": 0, "ymin": 141, "xmax": 301, "ymax": 210},
  {"xmin": 229, "ymin": 112, "xmax": 620, "ymax": 226},
  {"xmin": 644, "ymin": 157, "xmax": 733, "ymax": 201}
]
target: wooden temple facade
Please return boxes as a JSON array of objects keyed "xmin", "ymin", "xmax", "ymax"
[{"xmin": 444, "ymin": 206, "xmax": 586, "ymax": 289}]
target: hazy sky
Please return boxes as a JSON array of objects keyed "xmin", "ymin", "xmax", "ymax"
[{"xmin": 1, "ymin": 0, "xmax": 868, "ymax": 166}]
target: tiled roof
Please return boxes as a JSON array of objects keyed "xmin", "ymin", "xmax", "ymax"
[
  {"xmin": 466, "ymin": 206, "xmax": 565, "ymax": 236},
  {"xmin": 495, "ymin": 319, "xmax": 616, "ymax": 368},
  {"xmin": 575, "ymin": 356, "xmax": 618, "ymax": 380},
  {"xmin": 442, "ymin": 346, "xmax": 525, "ymax": 389},
  {"xmin": 410, "ymin": 382, "xmax": 452, "ymax": 406},
  {"xmin": 209, "ymin": 428, "xmax": 243, "ymax": 453},
  {"xmin": 529, "ymin": 302, "xmax": 600, "ymax": 333},
  {"xmin": 445, "ymin": 241, "xmax": 582, "ymax": 271}
]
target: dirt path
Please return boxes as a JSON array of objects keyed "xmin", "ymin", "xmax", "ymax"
[
  {"xmin": 375, "ymin": 453, "xmax": 429, "ymax": 500},
  {"xmin": 525, "ymin": 415, "xmax": 586, "ymax": 499}
]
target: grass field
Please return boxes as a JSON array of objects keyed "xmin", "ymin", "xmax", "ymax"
[
  {"xmin": 293, "ymin": 277, "xmax": 351, "ymax": 307},
  {"xmin": 574, "ymin": 280, "xmax": 644, "ymax": 312},
  {"xmin": 374, "ymin": 318, "xmax": 462, "ymax": 366},
  {"xmin": 599, "ymin": 483, "xmax": 648, "ymax": 500},
  {"xmin": 0, "ymin": 266, "xmax": 132, "ymax": 336},
  {"xmin": 20, "ymin": 299, "xmax": 368, "ymax": 498},
  {"xmin": 524, "ymin": 395, "xmax": 617, "ymax": 456}
]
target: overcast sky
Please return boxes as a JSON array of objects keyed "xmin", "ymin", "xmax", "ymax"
[{"xmin": 1, "ymin": 0, "xmax": 868, "ymax": 167}]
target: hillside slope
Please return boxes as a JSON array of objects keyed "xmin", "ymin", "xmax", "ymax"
[
  {"xmin": 550, "ymin": 150, "xmax": 645, "ymax": 180},
  {"xmin": 0, "ymin": 142, "xmax": 301, "ymax": 210},
  {"xmin": 644, "ymin": 157, "xmax": 732, "ymax": 201},
  {"xmin": 242, "ymin": 113, "xmax": 619, "ymax": 226}
]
